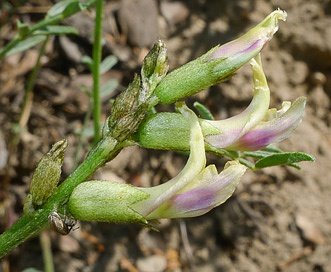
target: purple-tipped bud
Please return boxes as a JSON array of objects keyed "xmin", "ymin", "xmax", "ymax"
[
  {"xmin": 209, "ymin": 9, "xmax": 287, "ymax": 66},
  {"xmin": 154, "ymin": 9, "xmax": 287, "ymax": 104}
]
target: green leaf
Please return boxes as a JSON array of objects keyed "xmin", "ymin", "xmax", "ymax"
[
  {"xmin": 238, "ymin": 158, "xmax": 255, "ymax": 169},
  {"xmin": 80, "ymin": 85, "xmax": 92, "ymax": 97},
  {"xmin": 33, "ymin": 25, "xmax": 79, "ymax": 35},
  {"xmin": 243, "ymin": 150, "xmax": 271, "ymax": 159},
  {"xmin": 254, "ymin": 152, "xmax": 315, "ymax": 170},
  {"xmin": 81, "ymin": 55, "xmax": 93, "ymax": 70},
  {"xmin": 100, "ymin": 55, "xmax": 118, "ymax": 74},
  {"xmin": 61, "ymin": 2, "xmax": 86, "ymax": 17},
  {"xmin": 193, "ymin": 101, "xmax": 214, "ymax": 120},
  {"xmin": 262, "ymin": 145, "xmax": 283, "ymax": 153},
  {"xmin": 3, "ymin": 36, "xmax": 46, "ymax": 57},
  {"xmin": 47, "ymin": 0, "xmax": 80, "ymax": 17}
]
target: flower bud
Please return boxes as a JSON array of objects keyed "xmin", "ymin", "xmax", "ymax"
[
  {"xmin": 24, "ymin": 139, "xmax": 67, "ymax": 214},
  {"xmin": 105, "ymin": 75, "xmax": 143, "ymax": 141},
  {"xmin": 154, "ymin": 9, "xmax": 287, "ymax": 104},
  {"xmin": 105, "ymin": 40, "xmax": 168, "ymax": 141},
  {"xmin": 141, "ymin": 39, "xmax": 169, "ymax": 93}
]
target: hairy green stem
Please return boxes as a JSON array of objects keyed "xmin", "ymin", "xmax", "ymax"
[
  {"xmin": 0, "ymin": 136, "xmax": 123, "ymax": 258},
  {"xmin": 92, "ymin": 0, "xmax": 104, "ymax": 143}
]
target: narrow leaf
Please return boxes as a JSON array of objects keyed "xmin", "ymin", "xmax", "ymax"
[
  {"xmin": 81, "ymin": 55, "xmax": 93, "ymax": 70},
  {"xmin": 100, "ymin": 55, "xmax": 118, "ymax": 74},
  {"xmin": 47, "ymin": 0, "xmax": 80, "ymax": 17},
  {"xmin": 62, "ymin": 2, "xmax": 86, "ymax": 18},
  {"xmin": 243, "ymin": 150, "xmax": 275, "ymax": 159},
  {"xmin": 4, "ymin": 36, "xmax": 46, "ymax": 57},
  {"xmin": 194, "ymin": 102, "xmax": 214, "ymax": 120},
  {"xmin": 254, "ymin": 152, "xmax": 315, "ymax": 169},
  {"xmin": 238, "ymin": 158, "xmax": 255, "ymax": 169},
  {"xmin": 100, "ymin": 79, "xmax": 118, "ymax": 99},
  {"xmin": 33, "ymin": 25, "xmax": 79, "ymax": 35},
  {"xmin": 263, "ymin": 145, "xmax": 286, "ymax": 153}
]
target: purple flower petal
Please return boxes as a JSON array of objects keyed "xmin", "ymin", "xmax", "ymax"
[
  {"xmin": 145, "ymin": 162, "xmax": 246, "ymax": 219},
  {"xmin": 210, "ymin": 9, "xmax": 287, "ymax": 66},
  {"xmin": 227, "ymin": 97, "xmax": 306, "ymax": 151},
  {"xmin": 203, "ymin": 55, "xmax": 270, "ymax": 149},
  {"xmin": 171, "ymin": 187, "xmax": 217, "ymax": 216}
]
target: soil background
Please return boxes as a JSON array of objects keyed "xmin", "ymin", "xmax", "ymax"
[{"xmin": 0, "ymin": 0, "xmax": 331, "ymax": 271}]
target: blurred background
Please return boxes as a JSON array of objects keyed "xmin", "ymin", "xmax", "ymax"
[{"xmin": 0, "ymin": 0, "xmax": 330, "ymax": 271}]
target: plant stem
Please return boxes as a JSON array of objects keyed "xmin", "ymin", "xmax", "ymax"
[
  {"xmin": 92, "ymin": 0, "xmax": 104, "ymax": 143},
  {"xmin": 19, "ymin": 36, "xmax": 49, "ymax": 130},
  {"xmin": 0, "ymin": 136, "xmax": 123, "ymax": 259},
  {"xmin": 40, "ymin": 232, "xmax": 55, "ymax": 272}
]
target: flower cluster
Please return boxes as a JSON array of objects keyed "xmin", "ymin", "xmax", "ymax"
[{"xmin": 67, "ymin": 9, "xmax": 308, "ymax": 226}]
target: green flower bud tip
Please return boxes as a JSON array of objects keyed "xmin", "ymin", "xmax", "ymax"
[
  {"xmin": 24, "ymin": 139, "xmax": 67, "ymax": 214},
  {"xmin": 68, "ymin": 104, "xmax": 247, "ymax": 225},
  {"xmin": 141, "ymin": 39, "xmax": 169, "ymax": 95},
  {"xmin": 106, "ymin": 39, "xmax": 169, "ymax": 142},
  {"xmin": 154, "ymin": 9, "xmax": 287, "ymax": 104}
]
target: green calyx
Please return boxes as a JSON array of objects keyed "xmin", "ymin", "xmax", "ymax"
[
  {"xmin": 67, "ymin": 180, "xmax": 150, "ymax": 226},
  {"xmin": 154, "ymin": 46, "xmax": 233, "ymax": 104}
]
